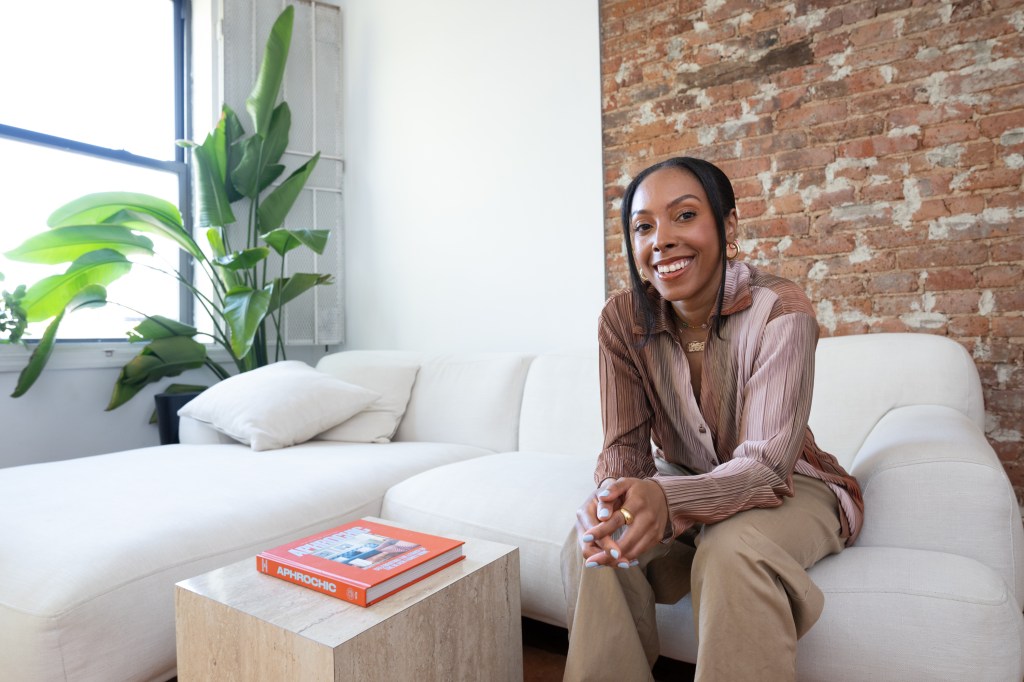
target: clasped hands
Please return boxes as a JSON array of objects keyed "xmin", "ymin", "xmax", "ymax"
[{"xmin": 574, "ymin": 477, "xmax": 669, "ymax": 568}]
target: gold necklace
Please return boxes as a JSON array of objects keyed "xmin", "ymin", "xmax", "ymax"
[{"xmin": 674, "ymin": 313, "xmax": 708, "ymax": 353}]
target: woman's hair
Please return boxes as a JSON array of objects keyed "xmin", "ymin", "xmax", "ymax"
[{"xmin": 619, "ymin": 157, "xmax": 736, "ymax": 345}]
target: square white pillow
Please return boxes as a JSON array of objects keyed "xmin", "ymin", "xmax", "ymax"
[
  {"xmin": 178, "ymin": 361, "xmax": 381, "ymax": 451},
  {"xmin": 314, "ymin": 353, "xmax": 420, "ymax": 443}
]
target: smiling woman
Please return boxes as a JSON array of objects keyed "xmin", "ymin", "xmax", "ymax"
[{"xmin": 562, "ymin": 157, "xmax": 865, "ymax": 681}]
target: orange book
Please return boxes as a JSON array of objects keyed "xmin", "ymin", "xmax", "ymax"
[{"xmin": 256, "ymin": 519, "xmax": 465, "ymax": 607}]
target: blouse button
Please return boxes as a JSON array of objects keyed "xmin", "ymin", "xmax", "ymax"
[{"xmin": 698, "ymin": 424, "xmax": 707, "ymax": 434}]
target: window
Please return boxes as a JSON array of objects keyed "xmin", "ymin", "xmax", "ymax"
[{"xmin": 0, "ymin": 0, "xmax": 188, "ymax": 341}]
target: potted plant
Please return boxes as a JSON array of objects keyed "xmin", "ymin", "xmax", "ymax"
[
  {"xmin": 4, "ymin": 6, "xmax": 332, "ymax": 425},
  {"xmin": 0, "ymin": 273, "xmax": 27, "ymax": 345}
]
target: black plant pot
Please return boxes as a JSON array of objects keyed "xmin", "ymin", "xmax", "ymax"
[{"xmin": 154, "ymin": 391, "xmax": 203, "ymax": 445}]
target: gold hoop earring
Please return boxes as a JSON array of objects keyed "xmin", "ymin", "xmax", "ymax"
[{"xmin": 726, "ymin": 241, "xmax": 739, "ymax": 260}]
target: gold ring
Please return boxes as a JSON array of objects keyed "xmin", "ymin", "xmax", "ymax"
[{"xmin": 619, "ymin": 507, "xmax": 634, "ymax": 526}]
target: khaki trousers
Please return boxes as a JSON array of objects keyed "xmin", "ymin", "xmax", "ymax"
[{"xmin": 561, "ymin": 475, "xmax": 845, "ymax": 682}]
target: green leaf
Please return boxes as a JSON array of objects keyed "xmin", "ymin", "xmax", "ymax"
[
  {"xmin": 262, "ymin": 229, "xmax": 329, "ymax": 256},
  {"xmin": 223, "ymin": 287, "xmax": 271, "ymax": 358},
  {"xmin": 5, "ymin": 226, "xmax": 154, "ymax": 264},
  {"xmin": 20, "ymin": 250, "xmax": 131, "ymax": 322},
  {"xmin": 214, "ymin": 247, "xmax": 270, "ymax": 271},
  {"xmin": 258, "ymin": 152, "xmax": 320, "ymax": 231},
  {"xmin": 222, "ymin": 106, "xmax": 247, "ymax": 203},
  {"xmin": 194, "ymin": 132, "xmax": 237, "ymax": 228},
  {"xmin": 48, "ymin": 192, "xmax": 181, "ymax": 231},
  {"xmin": 266, "ymin": 273, "xmax": 333, "ymax": 313},
  {"xmin": 128, "ymin": 315, "xmax": 198, "ymax": 342},
  {"xmin": 262, "ymin": 103, "xmax": 291, "ymax": 170},
  {"xmin": 246, "ymin": 6, "xmax": 294, "ymax": 137},
  {"xmin": 107, "ymin": 335, "xmax": 209, "ymax": 410},
  {"xmin": 231, "ymin": 137, "xmax": 284, "ymax": 199},
  {"xmin": 10, "ymin": 310, "xmax": 64, "ymax": 397},
  {"xmin": 67, "ymin": 284, "xmax": 108, "ymax": 312},
  {"xmin": 206, "ymin": 228, "xmax": 228, "ymax": 259},
  {"xmin": 205, "ymin": 228, "xmax": 240, "ymax": 290}
]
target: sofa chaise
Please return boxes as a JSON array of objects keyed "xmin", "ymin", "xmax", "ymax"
[{"xmin": 1, "ymin": 332, "xmax": 1021, "ymax": 681}]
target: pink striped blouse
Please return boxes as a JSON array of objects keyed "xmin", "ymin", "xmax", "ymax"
[{"xmin": 596, "ymin": 261, "xmax": 864, "ymax": 545}]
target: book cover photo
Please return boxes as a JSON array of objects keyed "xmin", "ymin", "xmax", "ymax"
[{"xmin": 257, "ymin": 519, "xmax": 465, "ymax": 607}]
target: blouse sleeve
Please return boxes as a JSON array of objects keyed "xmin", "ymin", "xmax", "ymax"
[
  {"xmin": 654, "ymin": 310, "xmax": 820, "ymax": 525},
  {"xmin": 593, "ymin": 313, "xmax": 658, "ymax": 485}
]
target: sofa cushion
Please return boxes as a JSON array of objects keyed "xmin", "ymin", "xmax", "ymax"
[
  {"xmin": 0, "ymin": 440, "xmax": 493, "ymax": 682},
  {"xmin": 394, "ymin": 353, "xmax": 533, "ymax": 452},
  {"xmin": 518, "ymin": 351, "xmax": 603, "ymax": 457},
  {"xmin": 315, "ymin": 352, "xmax": 421, "ymax": 443},
  {"xmin": 800, "ymin": 547, "xmax": 1024, "ymax": 681},
  {"xmin": 381, "ymin": 450, "xmax": 597, "ymax": 625},
  {"xmin": 178, "ymin": 361, "xmax": 379, "ymax": 451},
  {"xmin": 809, "ymin": 333, "xmax": 985, "ymax": 469}
]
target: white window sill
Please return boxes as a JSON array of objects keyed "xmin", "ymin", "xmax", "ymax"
[{"xmin": 0, "ymin": 341, "xmax": 232, "ymax": 373}]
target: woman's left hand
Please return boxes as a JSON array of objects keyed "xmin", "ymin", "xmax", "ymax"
[{"xmin": 585, "ymin": 477, "xmax": 669, "ymax": 567}]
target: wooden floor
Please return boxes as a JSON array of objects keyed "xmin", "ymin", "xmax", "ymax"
[{"xmin": 522, "ymin": 617, "xmax": 696, "ymax": 681}]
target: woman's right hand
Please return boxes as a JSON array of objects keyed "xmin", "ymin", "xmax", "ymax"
[{"xmin": 574, "ymin": 479, "xmax": 628, "ymax": 566}]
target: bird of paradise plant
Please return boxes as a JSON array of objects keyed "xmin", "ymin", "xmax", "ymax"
[{"xmin": 4, "ymin": 6, "xmax": 332, "ymax": 410}]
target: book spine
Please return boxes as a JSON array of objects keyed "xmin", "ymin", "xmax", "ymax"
[
  {"xmin": 256, "ymin": 554, "xmax": 368, "ymax": 607},
  {"xmin": 366, "ymin": 555, "xmax": 466, "ymax": 606}
]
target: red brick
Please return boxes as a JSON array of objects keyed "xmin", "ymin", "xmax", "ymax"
[
  {"xmin": 992, "ymin": 317, "xmax": 1024, "ymax": 338},
  {"xmin": 897, "ymin": 242, "xmax": 989, "ymax": 269},
  {"xmin": 980, "ymin": 110, "xmax": 1024, "ymax": 141},
  {"xmin": 924, "ymin": 268, "xmax": 978, "ymax": 290},
  {"xmin": 848, "ymin": 16, "xmax": 904, "ymax": 46},
  {"xmin": 948, "ymin": 315, "xmax": 992, "ymax": 337},
  {"xmin": 978, "ymin": 265, "xmax": 1024, "ymax": 289},
  {"xmin": 959, "ymin": 168, "xmax": 1022, "ymax": 192},
  {"xmin": 807, "ymin": 275, "xmax": 866, "ymax": 298},
  {"xmin": 777, "ymin": 100, "xmax": 849, "ymax": 130},
  {"xmin": 743, "ymin": 214, "xmax": 812, "ymax": 238},
  {"xmin": 995, "ymin": 289, "xmax": 1024, "ymax": 315},
  {"xmin": 865, "ymin": 271, "xmax": 919, "ymax": 294},
  {"xmin": 923, "ymin": 121, "xmax": 980, "ymax": 147}
]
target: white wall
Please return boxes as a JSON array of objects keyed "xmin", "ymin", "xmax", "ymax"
[
  {"xmin": 338, "ymin": 0, "xmax": 605, "ymax": 353},
  {"xmin": 0, "ymin": 1, "xmax": 605, "ymax": 467}
]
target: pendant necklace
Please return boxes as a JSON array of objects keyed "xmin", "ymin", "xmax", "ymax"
[{"xmin": 676, "ymin": 315, "xmax": 708, "ymax": 354}]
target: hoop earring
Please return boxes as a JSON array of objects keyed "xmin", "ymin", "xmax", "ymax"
[{"xmin": 726, "ymin": 241, "xmax": 739, "ymax": 260}]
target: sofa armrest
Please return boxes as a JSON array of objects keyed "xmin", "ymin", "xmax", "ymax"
[
  {"xmin": 178, "ymin": 416, "xmax": 238, "ymax": 445},
  {"xmin": 851, "ymin": 404, "xmax": 1024, "ymax": 604}
]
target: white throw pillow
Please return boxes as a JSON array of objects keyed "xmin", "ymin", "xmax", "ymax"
[
  {"xmin": 314, "ymin": 354, "xmax": 420, "ymax": 443},
  {"xmin": 178, "ymin": 361, "xmax": 381, "ymax": 451}
]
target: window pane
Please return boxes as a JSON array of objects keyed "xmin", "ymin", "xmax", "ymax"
[
  {"xmin": 0, "ymin": 0, "xmax": 176, "ymax": 160},
  {"xmin": 0, "ymin": 138, "xmax": 181, "ymax": 341}
]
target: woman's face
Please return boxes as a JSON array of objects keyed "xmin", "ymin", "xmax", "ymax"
[{"xmin": 628, "ymin": 166, "xmax": 735, "ymax": 319}]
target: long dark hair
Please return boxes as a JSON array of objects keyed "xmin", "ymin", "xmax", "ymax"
[{"xmin": 620, "ymin": 157, "xmax": 736, "ymax": 345}]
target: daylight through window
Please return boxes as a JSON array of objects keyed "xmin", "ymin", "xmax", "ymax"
[{"xmin": 0, "ymin": 0, "xmax": 187, "ymax": 341}]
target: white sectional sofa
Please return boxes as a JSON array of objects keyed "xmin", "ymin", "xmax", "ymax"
[{"xmin": 1, "ymin": 333, "xmax": 1022, "ymax": 681}]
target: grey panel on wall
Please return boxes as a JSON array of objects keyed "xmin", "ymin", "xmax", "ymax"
[{"xmin": 221, "ymin": 0, "xmax": 344, "ymax": 345}]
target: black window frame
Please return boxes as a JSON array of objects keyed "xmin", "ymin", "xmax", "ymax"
[{"xmin": 0, "ymin": 0, "xmax": 193, "ymax": 341}]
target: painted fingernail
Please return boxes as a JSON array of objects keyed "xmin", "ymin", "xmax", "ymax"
[
  {"xmin": 582, "ymin": 534, "xmax": 594, "ymax": 542},
  {"xmin": 611, "ymin": 549, "xmax": 620, "ymax": 559},
  {"xmin": 618, "ymin": 562, "xmax": 630, "ymax": 569},
  {"xmin": 585, "ymin": 561, "xmax": 599, "ymax": 568},
  {"xmin": 598, "ymin": 490, "xmax": 611, "ymax": 498},
  {"xmin": 597, "ymin": 508, "xmax": 610, "ymax": 520},
  {"xmin": 630, "ymin": 560, "xmax": 639, "ymax": 567}
]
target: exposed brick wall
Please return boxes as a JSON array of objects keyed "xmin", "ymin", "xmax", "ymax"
[{"xmin": 599, "ymin": 0, "xmax": 1024, "ymax": 499}]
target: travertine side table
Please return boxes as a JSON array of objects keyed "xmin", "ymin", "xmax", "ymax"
[{"xmin": 175, "ymin": 527, "xmax": 521, "ymax": 681}]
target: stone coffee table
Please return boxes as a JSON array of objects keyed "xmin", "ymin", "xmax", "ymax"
[{"xmin": 175, "ymin": 523, "xmax": 522, "ymax": 681}]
